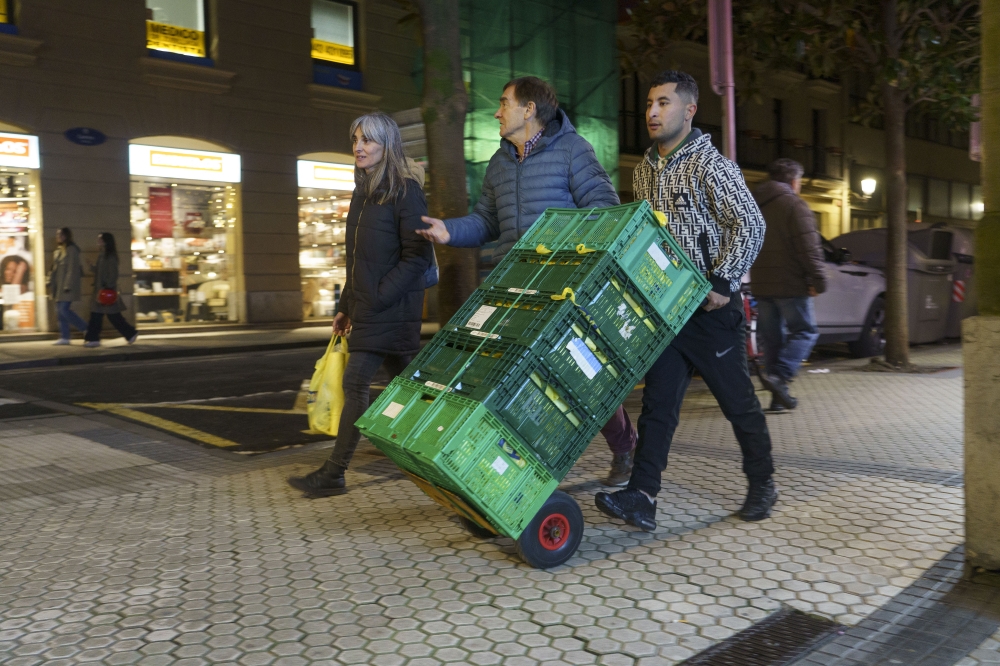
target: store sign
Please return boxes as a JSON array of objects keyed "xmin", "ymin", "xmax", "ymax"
[
  {"xmin": 0, "ymin": 0, "xmax": 8, "ymax": 24},
  {"xmin": 146, "ymin": 20, "xmax": 206, "ymax": 58},
  {"xmin": 297, "ymin": 160, "xmax": 355, "ymax": 190},
  {"xmin": 0, "ymin": 132, "xmax": 40, "ymax": 169},
  {"xmin": 129, "ymin": 144, "xmax": 241, "ymax": 183},
  {"xmin": 311, "ymin": 38, "xmax": 354, "ymax": 66},
  {"xmin": 64, "ymin": 127, "xmax": 106, "ymax": 146}
]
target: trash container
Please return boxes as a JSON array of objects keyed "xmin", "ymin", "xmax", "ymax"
[
  {"xmin": 834, "ymin": 227, "xmax": 956, "ymax": 344},
  {"xmin": 911, "ymin": 224, "xmax": 976, "ymax": 338}
]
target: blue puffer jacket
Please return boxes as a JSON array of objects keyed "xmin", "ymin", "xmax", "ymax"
[{"xmin": 444, "ymin": 109, "xmax": 619, "ymax": 264}]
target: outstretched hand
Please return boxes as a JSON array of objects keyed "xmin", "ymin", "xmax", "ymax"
[{"xmin": 417, "ymin": 216, "xmax": 451, "ymax": 244}]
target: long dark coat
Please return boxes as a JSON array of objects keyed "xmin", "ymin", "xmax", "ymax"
[{"xmin": 336, "ymin": 178, "xmax": 433, "ymax": 355}]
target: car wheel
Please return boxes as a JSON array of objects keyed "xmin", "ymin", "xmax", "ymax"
[{"xmin": 848, "ymin": 296, "xmax": 886, "ymax": 358}]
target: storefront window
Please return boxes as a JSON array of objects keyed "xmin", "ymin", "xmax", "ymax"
[
  {"xmin": 311, "ymin": 0, "xmax": 356, "ymax": 67},
  {"xmin": 128, "ymin": 142, "xmax": 241, "ymax": 326},
  {"xmin": 297, "ymin": 158, "xmax": 354, "ymax": 319},
  {"xmin": 0, "ymin": 131, "xmax": 42, "ymax": 334},
  {"xmin": 146, "ymin": 0, "xmax": 207, "ymax": 58}
]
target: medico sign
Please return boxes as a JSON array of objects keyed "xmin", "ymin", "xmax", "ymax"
[{"xmin": 0, "ymin": 132, "xmax": 40, "ymax": 169}]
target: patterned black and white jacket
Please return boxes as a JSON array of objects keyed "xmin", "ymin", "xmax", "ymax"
[{"xmin": 632, "ymin": 129, "xmax": 766, "ymax": 296}]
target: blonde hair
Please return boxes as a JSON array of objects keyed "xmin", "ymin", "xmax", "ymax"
[{"xmin": 351, "ymin": 111, "xmax": 411, "ymax": 204}]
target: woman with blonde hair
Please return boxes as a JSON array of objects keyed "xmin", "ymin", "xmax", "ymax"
[{"xmin": 288, "ymin": 111, "xmax": 434, "ymax": 497}]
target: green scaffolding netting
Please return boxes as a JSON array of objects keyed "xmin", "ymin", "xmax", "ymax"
[{"xmin": 460, "ymin": 0, "xmax": 619, "ymax": 205}]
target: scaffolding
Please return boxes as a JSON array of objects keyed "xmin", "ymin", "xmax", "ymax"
[{"xmin": 460, "ymin": 0, "xmax": 619, "ymax": 203}]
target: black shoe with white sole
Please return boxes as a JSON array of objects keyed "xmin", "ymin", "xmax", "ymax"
[{"xmin": 595, "ymin": 488, "xmax": 657, "ymax": 532}]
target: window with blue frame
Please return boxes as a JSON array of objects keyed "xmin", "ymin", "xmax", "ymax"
[
  {"xmin": 146, "ymin": 0, "xmax": 208, "ymax": 60},
  {"xmin": 311, "ymin": 0, "xmax": 362, "ymax": 90}
]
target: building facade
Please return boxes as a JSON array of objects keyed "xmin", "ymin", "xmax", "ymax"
[{"xmin": 0, "ymin": 0, "xmax": 420, "ymax": 335}]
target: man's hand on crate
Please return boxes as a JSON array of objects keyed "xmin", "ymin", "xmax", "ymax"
[
  {"xmin": 702, "ymin": 291, "xmax": 729, "ymax": 312},
  {"xmin": 417, "ymin": 216, "xmax": 451, "ymax": 244}
]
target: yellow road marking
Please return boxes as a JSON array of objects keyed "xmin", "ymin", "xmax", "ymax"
[
  {"xmin": 79, "ymin": 402, "xmax": 242, "ymax": 448},
  {"xmin": 138, "ymin": 404, "xmax": 304, "ymax": 415}
]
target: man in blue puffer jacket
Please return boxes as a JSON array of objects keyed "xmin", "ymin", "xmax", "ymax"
[{"xmin": 418, "ymin": 76, "xmax": 636, "ymax": 486}]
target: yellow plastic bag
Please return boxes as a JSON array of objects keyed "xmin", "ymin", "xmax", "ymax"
[{"xmin": 307, "ymin": 335, "xmax": 349, "ymax": 436}]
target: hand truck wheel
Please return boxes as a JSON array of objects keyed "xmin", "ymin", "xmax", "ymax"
[
  {"xmin": 458, "ymin": 515, "xmax": 496, "ymax": 539},
  {"xmin": 515, "ymin": 490, "xmax": 583, "ymax": 569}
]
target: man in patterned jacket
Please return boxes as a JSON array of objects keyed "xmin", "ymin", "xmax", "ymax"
[{"xmin": 595, "ymin": 70, "xmax": 777, "ymax": 530}]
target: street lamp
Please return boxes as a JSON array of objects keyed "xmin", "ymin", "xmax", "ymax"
[{"xmin": 860, "ymin": 178, "xmax": 877, "ymax": 196}]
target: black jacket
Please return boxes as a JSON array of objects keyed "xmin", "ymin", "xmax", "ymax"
[{"xmin": 337, "ymin": 178, "xmax": 433, "ymax": 355}]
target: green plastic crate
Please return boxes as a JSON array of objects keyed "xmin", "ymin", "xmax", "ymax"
[
  {"xmin": 356, "ymin": 377, "xmax": 558, "ymax": 538},
  {"xmin": 401, "ymin": 331, "xmax": 627, "ymax": 479}
]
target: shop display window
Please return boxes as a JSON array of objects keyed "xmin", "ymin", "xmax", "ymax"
[
  {"xmin": 299, "ymin": 188, "xmax": 349, "ymax": 319},
  {"xmin": 145, "ymin": 0, "xmax": 207, "ymax": 58},
  {"xmin": 130, "ymin": 178, "xmax": 239, "ymax": 325},
  {"xmin": 0, "ymin": 167, "xmax": 41, "ymax": 333}
]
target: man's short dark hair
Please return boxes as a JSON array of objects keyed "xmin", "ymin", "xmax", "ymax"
[
  {"xmin": 768, "ymin": 158, "xmax": 804, "ymax": 184},
  {"xmin": 503, "ymin": 76, "xmax": 559, "ymax": 125},
  {"xmin": 649, "ymin": 70, "xmax": 699, "ymax": 103}
]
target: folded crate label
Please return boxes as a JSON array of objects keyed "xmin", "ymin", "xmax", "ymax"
[
  {"xmin": 616, "ymin": 304, "xmax": 637, "ymax": 340},
  {"xmin": 381, "ymin": 401, "xmax": 405, "ymax": 419},
  {"xmin": 506, "ymin": 288, "xmax": 538, "ymax": 295},
  {"xmin": 647, "ymin": 242, "xmax": 671, "ymax": 271},
  {"xmin": 496, "ymin": 438, "xmax": 526, "ymax": 468},
  {"xmin": 424, "ymin": 381, "xmax": 453, "ymax": 392},
  {"xmin": 465, "ymin": 305, "xmax": 497, "ymax": 330},
  {"xmin": 470, "ymin": 330, "xmax": 501, "ymax": 340},
  {"xmin": 566, "ymin": 338, "xmax": 602, "ymax": 380},
  {"xmin": 491, "ymin": 456, "xmax": 509, "ymax": 475}
]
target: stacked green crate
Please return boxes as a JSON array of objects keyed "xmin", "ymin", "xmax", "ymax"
[
  {"xmin": 357, "ymin": 201, "xmax": 711, "ymax": 540},
  {"xmin": 356, "ymin": 378, "xmax": 558, "ymax": 538}
]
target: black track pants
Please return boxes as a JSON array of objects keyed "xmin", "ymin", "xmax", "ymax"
[{"xmin": 627, "ymin": 293, "xmax": 774, "ymax": 496}]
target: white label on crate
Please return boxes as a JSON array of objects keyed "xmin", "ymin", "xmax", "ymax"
[
  {"xmin": 424, "ymin": 381, "xmax": 452, "ymax": 392},
  {"xmin": 507, "ymin": 287, "xmax": 538, "ymax": 295},
  {"xmin": 465, "ymin": 304, "xmax": 497, "ymax": 330},
  {"xmin": 470, "ymin": 330, "xmax": 500, "ymax": 339},
  {"xmin": 618, "ymin": 320, "xmax": 636, "ymax": 340},
  {"xmin": 381, "ymin": 401, "xmax": 405, "ymax": 419},
  {"xmin": 647, "ymin": 242, "xmax": 670, "ymax": 271},
  {"xmin": 491, "ymin": 456, "xmax": 509, "ymax": 475},
  {"xmin": 566, "ymin": 338, "xmax": 602, "ymax": 380}
]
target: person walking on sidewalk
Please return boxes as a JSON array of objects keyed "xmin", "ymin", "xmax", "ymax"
[
  {"xmin": 751, "ymin": 159, "xmax": 827, "ymax": 412},
  {"xmin": 416, "ymin": 75, "xmax": 638, "ymax": 486},
  {"xmin": 84, "ymin": 233, "xmax": 137, "ymax": 348},
  {"xmin": 595, "ymin": 70, "xmax": 777, "ymax": 531},
  {"xmin": 288, "ymin": 111, "xmax": 434, "ymax": 498},
  {"xmin": 48, "ymin": 227, "xmax": 88, "ymax": 345}
]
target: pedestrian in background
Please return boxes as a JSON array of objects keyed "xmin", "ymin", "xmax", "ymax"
[
  {"xmin": 751, "ymin": 158, "xmax": 827, "ymax": 412},
  {"xmin": 595, "ymin": 70, "xmax": 777, "ymax": 531},
  {"xmin": 288, "ymin": 111, "xmax": 433, "ymax": 498},
  {"xmin": 416, "ymin": 75, "xmax": 638, "ymax": 487},
  {"xmin": 48, "ymin": 227, "xmax": 88, "ymax": 345},
  {"xmin": 83, "ymin": 232, "xmax": 137, "ymax": 348}
]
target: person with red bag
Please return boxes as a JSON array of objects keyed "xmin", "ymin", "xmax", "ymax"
[{"xmin": 83, "ymin": 232, "xmax": 138, "ymax": 348}]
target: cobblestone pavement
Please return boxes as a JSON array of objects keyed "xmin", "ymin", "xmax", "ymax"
[{"xmin": 0, "ymin": 344, "xmax": 981, "ymax": 666}]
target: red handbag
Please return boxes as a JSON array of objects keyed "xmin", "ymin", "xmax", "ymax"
[{"xmin": 97, "ymin": 289, "xmax": 118, "ymax": 306}]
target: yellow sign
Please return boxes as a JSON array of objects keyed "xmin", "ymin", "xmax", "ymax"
[
  {"xmin": 146, "ymin": 20, "xmax": 206, "ymax": 57},
  {"xmin": 150, "ymin": 149, "xmax": 223, "ymax": 173},
  {"xmin": 311, "ymin": 38, "xmax": 354, "ymax": 66},
  {"xmin": 0, "ymin": 0, "xmax": 8, "ymax": 23}
]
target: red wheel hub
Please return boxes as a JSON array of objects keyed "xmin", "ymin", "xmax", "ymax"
[{"xmin": 538, "ymin": 513, "xmax": 570, "ymax": 551}]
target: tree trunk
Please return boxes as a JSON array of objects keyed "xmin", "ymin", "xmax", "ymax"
[
  {"xmin": 414, "ymin": 0, "xmax": 478, "ymax": 326},
  {"xmin": 880, "ymin": 0, "xmax": 910, "ymax": 366}
]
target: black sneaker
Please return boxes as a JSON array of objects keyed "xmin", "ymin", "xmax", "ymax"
[
  {"xmin": 739, "ymin": 478, "xmax": 778, "ymax": 521},
  {"xmin": 287, "ymin": 460, "xmax": 346, "ymax": 497},
  {"xmin": 602, "ymin": 448, "xmax": 634, "ymax": 487},
  {"xmin": 759, "ymin": 372, "xmax": 798, "ymax": 410},
  {"xmin": 595, "ymin": 488, "xmax": 657, "ymax": 531},
  {"xmin": 765, "ymin": 397, "xmax": 789, "ymax": 414}
]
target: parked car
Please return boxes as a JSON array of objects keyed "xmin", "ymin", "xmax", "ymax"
[{"xmin": 744, "ymin": 240, "xmax": 886, "ymax": 359}]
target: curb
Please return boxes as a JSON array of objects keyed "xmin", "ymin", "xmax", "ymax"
[{"xmin": 0, "ymin": 330, "xmax": 438, "ymax": 372}]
